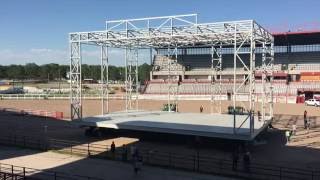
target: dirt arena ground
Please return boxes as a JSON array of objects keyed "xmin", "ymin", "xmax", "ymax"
[
  {"xmin": 0, "ymin": 99, "xmax": 320, "ymax": 176},
  {"xmin": 1, "ymin": 99, "xmax": 320, "ymax": 118}
]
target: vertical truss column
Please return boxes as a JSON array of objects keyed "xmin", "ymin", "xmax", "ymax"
[
  {"xmin": 270, "ymin": 43, "xmax": 274, "ymax": 119},
  {"xmin": 125, "ymin": 48, "xmax": 139, "ymax": 111},
  {"xmin": 210, "ymin": 44, "xmax": 222, "ymax": 114},
  {"xmin": 70, "ymin": 41, "xmax": 82, "ymax": 120},
  {"xmin": 249, "ymin": 26, "xmax": 256, "ymax": 136},
  {"xmin": 167, "ymin": 46, "xmax": 178, "ymax": 112},
  {"xmin": 101, "ymin": 45, "xmax": 109, "ymax": 115},
  {"xmin": 232, "ymin": 22, "xmax": 255, "ymax": 135},
  {"xmin": 261, "ymin": 41, "xmax": 274, "ymax": 120}
]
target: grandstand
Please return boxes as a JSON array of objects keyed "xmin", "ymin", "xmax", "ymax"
[{"xmin": 145, "ymin": 31, "xmax": 320, "ymax": 103}]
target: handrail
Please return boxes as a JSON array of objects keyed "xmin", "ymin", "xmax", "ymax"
[
  {"xmin": 0, "ymin": 132, "xmax": 319, "ymax": 180},
  {"xmin": 0, "ymin": 162, "xmax": 103, "ymax": 180}
]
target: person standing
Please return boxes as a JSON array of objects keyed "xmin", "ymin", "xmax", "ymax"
[
  {"xmin": 110, "ymin": 141, "xmax": 116, "ymax": 159},
  {"xmin": 292, "ymin": 123, "xmax": 297, "ymax": 136},
  {"xmin": 232, "ymin": 149, "xmax": 239, "ymax": 171},
  {"xmin": 200, "ymin": 105, "xmax": 204, "ymax": 113},
  {"xmin": 285, "ymin": 130, "xmax": 291, "ymax": 144},
  {"xmin": 257, "ymin": 111, "xmax": 262, "ymax": 122},
  {"xmin": 121, "ymin": 144, "xmax": 128, "ymax": 161},
  {"xmin": 307, "ymin": 118, "xmax": 311, "ymax": 132},
  {"xmin": 243, "ymin": 151, "xmax": 251, "ymax": 173},
  {"xmin": 304, "ymin": 110, "xmax": 308, "ymax": 129}
]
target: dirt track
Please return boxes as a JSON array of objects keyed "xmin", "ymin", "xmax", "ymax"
[
  {"xmin": 1, "ymin": 99, "xmax": 320, "ymax": 119},
  {"xmin": 0, "ymin": 99, "xmax": 320, "ymax": 170}
]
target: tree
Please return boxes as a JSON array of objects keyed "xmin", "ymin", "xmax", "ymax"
[
  {"xmin": 138, "ymin": 63, "xmax": 151, "ymax": 83},
  {"xmin": 24, "ymin": 63, "xmax": 40, "ymax": 79},
  {"xmin": 0, "ymin": 63, "xmax": 152, "ymax": 82},
  {"xmin": 6, "ymin": 65, "xmax": 25, "ymax": 79}
]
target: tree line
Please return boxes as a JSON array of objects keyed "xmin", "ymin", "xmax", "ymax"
[{"xmin": 0, "ymin": 63, "xmax": 152, "ymax": 82}]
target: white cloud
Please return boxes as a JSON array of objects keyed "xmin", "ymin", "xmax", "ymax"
[{"xmin": 0, "ymin": 48, "xmax": 150, "ymax": 65}]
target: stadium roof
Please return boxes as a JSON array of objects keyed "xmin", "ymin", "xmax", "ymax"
[{"xmin": 273, "ymin": 31, "xmax": 320, "ymax": 46}]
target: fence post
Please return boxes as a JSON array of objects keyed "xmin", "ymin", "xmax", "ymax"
[
  {"xmin": 38, "ymin": 139, "xmax": 41, "ymax": 150},
  {"xmin": 54, "ymin": 172, "xmax": 57, "ymax": 180},
  {"xmin": 11, "ymin": 165, "xmax": 13, "ymax": 177},
  {"xmin": 193, "ymin": 154, "xmax": 196, "ymax": 171},
  {"xmin": 169, "ymin": 153, "xmax": 172, "ymax": 168},
  {"xmin": 279, "ymin": 167, "xmax": 282, "ymax": 180},
  {"xmin": 23, "ymin": 167, "xmax": 25, "ymax": 178},
  {"xmin": 23, "ymin": 136, "xmax": 26, "ymax": 147},
  {"xmin": 14, "ymin": 134, "xmax": 16, "ymax": 145},
  {"xmin": 88, "ymin": 143, "xmax": 90, "ymax": 156},
  {"xmin": 197, "ymin": 150, "xmax": 199, "ymax": 172},
  {"xmin": 71, "ymin": 145, "xmax": 73, "ymax": 155}
]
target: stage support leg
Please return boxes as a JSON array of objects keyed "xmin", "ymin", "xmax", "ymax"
[{"xmin": 70, "ymin": 39, "xmax": 82, "ymax": 120}]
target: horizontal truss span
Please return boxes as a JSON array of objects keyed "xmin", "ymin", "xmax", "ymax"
[{"xmin": 70, "ymin": 15, "xmax": 273, "ymax": 48}]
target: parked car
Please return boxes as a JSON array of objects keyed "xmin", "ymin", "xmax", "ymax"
[{"xmin": 305, "ymin": 99, "xmax": 320, "ymax": 107}]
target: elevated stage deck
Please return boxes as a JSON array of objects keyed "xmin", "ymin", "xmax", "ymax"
[{"xmin": 78, "ymin": 111, "xmax": 272, "ymax": 141}]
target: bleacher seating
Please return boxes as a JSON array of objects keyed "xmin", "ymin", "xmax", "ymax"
[
  {"xmin": 145, "ymin": 80, "xmax": 306, "ymax": 95},
  {"xmin": 148, "ymin": 51, "xmax": 320, "ymax": 98},
  {"xmin": 290, "ymin": 64, "xmax": 320, "ymax": 71},
  {"xmin": 145, "ymin": 82, "xmax": 178, "ymax": 94}
]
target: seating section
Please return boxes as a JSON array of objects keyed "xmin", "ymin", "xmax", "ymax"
[
  {"xmin": 290, "ymin": 64, "xmax": 320, "ymax": 71},
  {"xmin": 144, "ymin": 81, "xmax": 320, "ymax": 95},
  {"xmin": 148, "ymin": 52, "xmax": 320, "ymax": 96},
  {"xmin": 145, "ymin": 82, "xmax": 178, "ymax": 94}
]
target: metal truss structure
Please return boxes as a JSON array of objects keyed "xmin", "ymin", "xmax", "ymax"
[
  {"xmin": 210, "ymin": 45, "xmax": 222, "ymax": 114},
  {"xmin": 167, "ymin": 47, "xmax": 179, "ymax": 112},
  {"xmin": 125, "ymin": 48, "xmax": 139, "ymax": 111},
  {"xmin": 69, "ymin": 14, "xmax": 274, "ymax": 137},
  {"xmin": 100, "ymin": 46, "xmax": 109, "ymax": 114}
]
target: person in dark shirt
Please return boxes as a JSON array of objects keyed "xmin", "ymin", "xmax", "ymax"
[
  {"xmin": 200, "ymin": 105, "xmax": 204, "ymax": 113},
  {"xmin": 304, "ymin": 110, "xmax": 308, "ymax": 129},
  {"xmin": 110, "ymin": 141, "xmax": 116, "ymax": 159}
]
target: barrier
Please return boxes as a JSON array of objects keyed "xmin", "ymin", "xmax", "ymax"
[
  {"xmin": 0, "ymin": 162, "xmax": 103, "ymax": 180},
  {"xmin": 0, "ymin": 133, "xmax": 319, "ymax": 180},
  {"xmin": 0, "ymin": 107, "xmax": 64, "ymax": 120}
]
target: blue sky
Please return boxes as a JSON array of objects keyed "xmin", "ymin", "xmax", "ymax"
[{"xmin": 0, "ymin": 0, "xmax": 319, "ymax": 65}]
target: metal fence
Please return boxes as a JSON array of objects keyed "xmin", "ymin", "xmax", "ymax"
[
  {"xmin": 0, "ymin": 94, "xmax": 126, "ymax": 100},
  {"xmin": 0, "ymin": 163, "xmax": 103, "ymax": 180},
  {"xmin": 0, "ymin": 133, "xmax": 319, "ymax": 180}
]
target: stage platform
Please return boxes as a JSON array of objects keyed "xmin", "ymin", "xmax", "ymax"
[{"xmin": 78, "ymin": 111, "xmax": 272, "ymax": 141}]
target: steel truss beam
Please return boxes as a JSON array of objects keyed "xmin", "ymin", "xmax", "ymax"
[
  {"xmin": 70, "ymin": 15, "xmax": 273, "ymax": 49},
  {"xmin": 125, "ymin": 48, "xmax": 139, "ymax": 111}
]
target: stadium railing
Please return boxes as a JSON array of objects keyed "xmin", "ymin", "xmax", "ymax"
[
  {"xmin": 0, "ymin": 162, "xmax": 103, "ymax": 180},
  {"xmin": 0, "ymin": 93, "xmax": 126, "ymax": 100},
  {"xmin": 0, "ymin": 133, "xmax": 319, "ymax": 180}
]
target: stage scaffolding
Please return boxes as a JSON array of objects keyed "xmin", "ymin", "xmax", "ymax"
[{"xmin": 69, "ymin": 14, "xmax": 274, "ymax": 136}]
